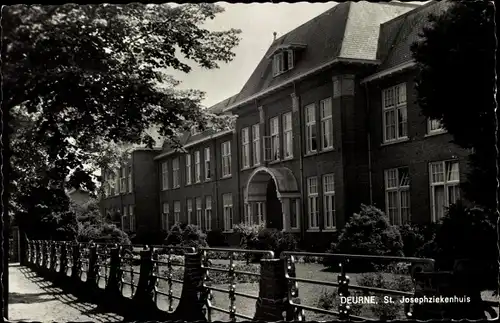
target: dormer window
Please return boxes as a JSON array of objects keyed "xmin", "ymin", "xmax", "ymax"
[{"xmin": 273, "ymin": 50, "xmax": 294, "ymax": 77}]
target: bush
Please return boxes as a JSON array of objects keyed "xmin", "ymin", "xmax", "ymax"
[
  {"xmin": 399, "ymin": 223, "xmax": 438, "ymax": 257},
  {"xmin": 206, "ymin": 228, "xmax": 227, "ymax": 247},
  {"xmin": 316, "ymin": 289, "xmax": 363, "ymax": 316},
  {"xmin": 164, "ymin": 223, "xmax": 207, "ymax": 251},
  {"xmin": 131, "ymin": 230, "xmax": 168, "ymax": 245},
  {"xmin": 77, "ymin": 222, "xmax": 131, "ymax": 245},
  {"xmin": 233, "ymin": 222, "xmax": 265, "ymax": 250},
  {"xmin": 325, "ymin": 205, "xmax": 404, "ymax": 271},
  {"xmin": 256, "ymin": 228, "xmax": 298, "ymax": 259},
  {"xmin": 420, "ymin": 203, "xmax": 498, "ymax": 291}
]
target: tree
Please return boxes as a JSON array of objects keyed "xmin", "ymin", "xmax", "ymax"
[
  {"xmin": 2, "ymin": 4, "xmax": 240, "ymax": 238},
  {"xmin": 410, "ymin": 0, "xmax": 497, "ymax": 209}
]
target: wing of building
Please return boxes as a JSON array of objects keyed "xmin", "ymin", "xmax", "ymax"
[{"xmin": 100, "ymin": 0, "xmax": 467, "ymax": 249}]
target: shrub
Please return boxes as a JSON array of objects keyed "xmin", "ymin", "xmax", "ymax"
[
  {"xmin": 233, "ymin": 222, "xmax": 265, "ymax": 250},
  {"xmin": 77, "ymin": 222, "xmax": 131, "ymax": 245},
  {"xmin": 164, "ymin": 223, "xmax": 207, "ymax": 252},
  {"xmin": 206, "ymin": 228, "xmax": 227, "ymax": 247},
  {"xmin": 131, "ymin": 230, "xmax": 168, "ymax": 245},
  {"xmin": 256, "ymin": 228, "xmax": 298, "ymax": 259},
  {"xmin": 399, "ymin": 223, "xmax": 438, "ymax": 257},
  {"xmin": 325, "ymin": 205, "xmax": 404, "ymax": 271},
  {"xmin": 316, "ymin": 289, "xmax": 363, "ymax": 316},
  {"xmin": 420, "ymin": 203, "xmax": 498, "ymax": 291}
]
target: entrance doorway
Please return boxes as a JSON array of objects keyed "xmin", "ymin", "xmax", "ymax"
[{"xmin": 266, "ymin": 179, "xmax": 283, "ymax": 230}]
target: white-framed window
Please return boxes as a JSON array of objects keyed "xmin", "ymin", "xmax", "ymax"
[
  {"xmin": 323, "ymin": 174, "xmax": 336, "ymax": 229},
  {"xmin": 161, "ymin": 161, "xmax": 169, "ymax": 190},
  {"xmin": 196, "ymin": 197, "xmax": 202, "ymax": 227},
  {"xmin": 104, "ymin": 173, "xmax": 110, "ymax": 197},
  {"xmin": 270, "ymin": 117, "xmax": 280, "ymax": 161},
  {"xmin": 241, "ymin": 128, "xmax": 250, "ymax": 169},
  {"xmin": 205, "ymin": 196, "xmax": 212, "ymax": 231},
  {"xmin": 272, "ymin": 50, "xmax": 294, "ymax": 76},
  {"xmin": 185, "ymin": 154, "xmax": 192, "ymax": 185},
  {"xmin": 162, "ymin": 203, "xmax": 169, "ymax": 231},
  {"xmin": 252, "ymin": 124, "xmax": 261, "ymax": 166},
  {"xmin": 305, "ymin": 104, "xmax": 317, "ymax": 153},
  {"xmin": 385, "ymin": 167, "xmax": 411, "ymax": 225},
  {"xmin": 129, "ymin": 205, "xmax": 135, "ymax": 232},
  {"xmin": 120, "ymin": 167, "xmax": 127, "ymax": 193},
  {"xmin": 194, "ymin": 151, "xmax": 201, "ymax": 183},
  {"xmin": 320, "ymin": 98, "xmax": 333, "ymax": 150},
  {"xmin": 223, "ymin": 194, "xmax": 233, "ymax": 231},
  {"xmin": 114, "ymin": 171, "xmax": 120, "ymax": 195},
  {"xmin": 290, "ymin": 198, "xmax": 300, "ymax": 229},
  {"xmin": 244, "ymin": 203, "xmax": 253, "ymax": 226},
  {"xmin": 307, "ymin": 177, "xmax": 319, "ymax": 229},
  {"xmin": 174, "ymin": 201, "xmax": 181, "ymax": 224},
  {"xmin": 204, "ymin": 147, "xmax": 211, "ymax": 181},
  {"xmin": 221, "ymin": 141, "xmax": 232, "ymax": 177},
  {"xmin": 256, "ymin": 202, "xmax": 265, "ymax": 225},
  {"xmin": 109, "ymin": 173, "xmax": 116, "ymax": 196},
  {"xmin": 283, "ymin": 112, "xmax": 293, "ymax": 159},
  {"xmin": 383, "ymin": 83, "xmax": 407, "ymax": 142},
  {"xmin": 127, "ymin": 166, "xmax": 133, "ymax": 193},
  {"xmin": 429, "ymin": 160, "xmax": 460, "ymax": 222},
  {"xmin": 187, "ymin": 199, "xmax": 193, "ymax": 225},
  {"xmin": 172, "ymin": 158, "xmax": 180, "ymax": 188},
  {"xmin": 122, "ymin": 206, "xmax": 128, "ymax": 231},
  {"xmin": 428, "ymin": 118, "xmax": 445, "ymax": 134}
]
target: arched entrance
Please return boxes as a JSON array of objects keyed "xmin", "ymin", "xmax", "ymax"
[{"xmin": 245, "ymin": 166, "xmax": 300, "ymax": 231}]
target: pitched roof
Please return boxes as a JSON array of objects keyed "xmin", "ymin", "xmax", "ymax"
[
  {"xmin": 228, "ymin": 1, "xmax": 419, "ymax": 110},
  {"xmin": 376, "ymin": 0, "xmax": 451, "ymax": 71}
]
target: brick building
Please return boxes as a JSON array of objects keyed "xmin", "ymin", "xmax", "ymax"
[{"xmin": 101, "ymin": 1, "xmax": 468, "ymax": 246}]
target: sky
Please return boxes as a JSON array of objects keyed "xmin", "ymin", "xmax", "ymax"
[{"xmin": 167, "ymin": 2, "xmax": 338, "ymax": 108}]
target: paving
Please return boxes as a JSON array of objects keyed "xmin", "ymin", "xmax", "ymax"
[{"xmin": 7, "ymin": 263, "xmax": 124, "ymax": 322}]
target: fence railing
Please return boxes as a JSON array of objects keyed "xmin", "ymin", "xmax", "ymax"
[{"xmin": 25, "ymin": 240, "xmax": 498, "ymax": 321}]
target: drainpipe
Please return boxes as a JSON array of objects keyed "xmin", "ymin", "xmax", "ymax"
[
  {"xmin": 364, "ymin": 83, "xmax": 374, "ymax": 205},
  {"xmin": 214, "ymin": 141, "xmax": 220, "ymax": 229},
  {"xmin": 294, "ymin": 82, "xmax": 306, "ymax": 243}
]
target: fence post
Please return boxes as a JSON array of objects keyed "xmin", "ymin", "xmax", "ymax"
[
  {"xmin": 84, "ymin": 244, "xmax": 99, "ymax": 291},
  {"xmin": 49, "ymin": 242, "xmax": 57, "ymax": 274},
  {"xmin": 41, "ymin": 241, "xmax": 48, "ymax": 273},
  {"xmin": 57, "ymin": 243, "xmax": 68, "ymax": 282},
  {"xmin": 104, "ymin": 246, "xmax": 122, "ymax": 298},
  {"xmin": 172, "ymin": 252, "xmax": 207, "ymax": 322},
  {"xmin": 129, "ymin": 248, "xmax": 157, "ymax": 319},
  {"xmin": 71, "ymin": 244, "xmax": 81, "ymax": 282},
  {"xmin": 254, "ymin": 258, "xmax": 288, "ymax": 321}
]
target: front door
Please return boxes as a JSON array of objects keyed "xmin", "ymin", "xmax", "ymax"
[{"xmin": 266, "ymin": 179, "xmax": 283, "ymax": 230}]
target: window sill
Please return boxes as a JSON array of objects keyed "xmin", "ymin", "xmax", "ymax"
[
  {"xmin": 194, "ymin": 181, "xmax": 202, "ymax": 185},
  {"xmin": 381, "ymin": 138, "xmax": 409, "ymax": 147},
  {"xmin": 268, "ymin": 160, "xmax": 281, "ymax": 165},
  {"xmin": 425, "ymin": 130, "xmax": 447, "ymax": 137},
  {"xmin": 322, "ymin": 228, "xmax": 337, "ymax": 233},
  {"xmin": 221, "ymin": 175, "xmax": 232, "ymax": 180},
  {"xmin": 223, "ymin": 230, "xmax": 234, "ymax": 234},
  {"xmin": 285, "ymin": 228, "xmax": 301, "ymax": 233},
  {"xmin": 204, "ymin": 178, "xmax": 211, "ymax": 182},
  {"xmin": 283, "ymin": 156, "xmax": 294, "ymax": 161},
  {"xmin": 305, "ymin": 148, "xmax": 336, "ymax": 158},
  {"xmin": 306, "ymin": 229, "xmax": 320, "ymax": 232},
  {"xmin": 241, "ymin": 166, "xmax": 252, "ymax": 171}
]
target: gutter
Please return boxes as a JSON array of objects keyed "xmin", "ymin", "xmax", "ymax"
[
  {"xmin": 364, "ymin": 83, "xmax": 374, "ymax": 205},
  {"xmin": 360, "ymin": 60, "xmax": 416, "ymax": 84},
  {"xmin": 223, "ymin": 57, "xmax": 380, "ymax": 113}
]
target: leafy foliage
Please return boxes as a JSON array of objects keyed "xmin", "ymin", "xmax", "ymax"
[
  {"xmin": 164, "ymin": 223, "xmax": 208, "ymax": 251},
  {"xmin": 3, "ymin": 4, "xmax": 240, "ymax": 238},
  {"xmin": 326, "ymin": 205, "xmax": 404, "ymax": 271},
  {"xmin": 256, "ymin": 228, "xmax": 298, "ymax": 259},
  {"xmin": 398, "ymin": 222, "xmax": 438, "ymax": 257},
  {"xmin": 410, "ymin": 0, "xmax": 497, "ymax": 209},
  {"xmin": 206, "ymin": 228, "xmax": 227, "ymax": 247}
]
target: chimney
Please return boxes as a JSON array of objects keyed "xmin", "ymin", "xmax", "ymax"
[{"xmin": 273, "ymin": 31, "xmax": 277, "ymax": 41}]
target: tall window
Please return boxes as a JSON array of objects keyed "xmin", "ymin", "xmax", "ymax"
[
  {"xmin": 162, "ymin": 203, "xmax": 169, "ymax": 230},
  {"xmin": 385, "ymin": 167, "xmax": 411, "ymax": 225},
  {"xmin": 252, "ymin": 124, "xmax": 261, "ymax": 166},
  {"xmin": 185, "ymin": 154, "xmax": 192, "ymax": 185},
  {"xmin": 320, "ymin": 98, "xmax": 333, "ymax": 150},
  {"xmin": 122, "ymin": 206, "xmax": 128, "ymax": 231},
  {"xmin": 290, "ymin": 199, "xmax": 300, "ymax": 229},
  {"xmin": 383, "ymin": 83, "xmax": 407, "ymax": 142},
  {"xmin": 244, "ymin": 203, "xmax": 253, "ymax": 225},
  {"xmin": 222, "ymin": 141, "xmax": 232, "ymax": 177},
  {"xmin": 256, "ymin": 202, "xmax": 265, "ymax": 225},
  {"xmin": 173, "ymin": 158, "xmax": 180, "ymax": 188},
  {"xmin": 114, "ymin": 171, "xmax": 120, "ymax": 195},
  {"xmin": 196, "ymin": 197, "xmax": 202, "ymax": 227},
  {"xmin": 305, "ymin": 104, "xmax": 317, "ymax": 153},
  {"xmin": 283, "ymin": 112, "xmax": 293, "ymax": 159},
  {"xmin": 204, "ymin": 147, "xmax": 211, "ymax": 180},
  {"xmin": 205, "ymin": 196, "xmax": 212, "ymax": 231},
  {"xmin": 187, "ymin": 199, "xmax": 193, "ymax": 225},
  {"xmin": 323, "ymin": 174, "xmax": 336, "ymax": 229},
  {"xmin": 428, "ymin": 118, "xmax": 445, "ymax": 134},
  {"xmin": 223, "ymin": 194, "xmax": 233, "ymax": 231},
  {"xmin": 241, "ymin": 128, "xmax": 250, "ymax": 168},
  {"xmin": 161, "ymin": 161, "xmax": 169, "ymax": 190},
  {"xmin": 430, "ymin": 160, "xmax": 460, "ymax": 222},
  {"xmin": 270, "ymin": 117, "xmax": 280, "ymax": 161},
  {"xmin": 307, "ymin": 177, "xmax": 319, "ymax": 229},
  {"xmin": 110, "ymin": 173, "xmax": 116, "ymax": 196},
  {"xmin": 127, "ymin": 166, "xmax": 133, "ymax": 193},
  {"xmin": 120, "ymin": 167, "xmax": 127, "ymax": 193},
  {"xmin": 194, "ymin": 151, "xmax": 201, "ymax": 183},
  {"xmin": 174, "ymin": 201, "xmax": 181, "ymax": 224},
  {"xmin": 129, "ymin": 205, "xmax": 135, "ymax": 232}
]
